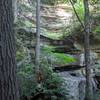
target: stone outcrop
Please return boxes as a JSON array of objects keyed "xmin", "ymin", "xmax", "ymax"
[{"xmin": 58, "ymin": 72, "xmax": 86, "ymax": 100}]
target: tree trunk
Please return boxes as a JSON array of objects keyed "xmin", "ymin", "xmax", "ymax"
[
  {"xmin": 83, "ymin": 0, "xmax": 93, "ymax": 100},
  {"xmin": 12, "ymin": 0, "xmax": 18, "ymax": 22},
  {"xmin": 35, "ymin": 0, "xmax": 41, "ymax": 69},
  {"xmin": 0, "ymin": 0, "xmax": 19, "ymax": 100}
]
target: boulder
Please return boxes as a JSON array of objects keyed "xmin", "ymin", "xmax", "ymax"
[{"xmin": 58, "ymin": 72, "xmax": 86, "ymax": 100}]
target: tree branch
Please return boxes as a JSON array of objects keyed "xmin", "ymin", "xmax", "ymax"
[{"xmin": 69, "ymin": 0, "xmax": 85, "ymax": 29}]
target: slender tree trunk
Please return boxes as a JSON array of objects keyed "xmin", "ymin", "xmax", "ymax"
[
  {"xmin": 0, "ymin": 0, "xmax": 19, "ymax": 100},
  {"xmin": 35, "ymin": 0, "xmax": 41, "ymax": 69},
  {"xmin": 12, "ymin": 0, "xmax": 18, "ymax": 22},
  {"xmin": 83, "ymin": 0, "xmax": 93, "ymax": 100}
]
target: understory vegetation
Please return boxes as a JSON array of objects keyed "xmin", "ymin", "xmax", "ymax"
[{"xmin": 15, "ymin": 0, "xmax": 100, "ymax": 99}]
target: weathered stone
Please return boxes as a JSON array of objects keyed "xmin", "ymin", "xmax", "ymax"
[{"xmin": 58, "ymin": 72, "xmax": 86, "ymax": 100}]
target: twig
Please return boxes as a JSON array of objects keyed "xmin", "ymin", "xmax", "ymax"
[{"xmin": 69, "ymin": 0, "xmax": 85, "ymax": 29}]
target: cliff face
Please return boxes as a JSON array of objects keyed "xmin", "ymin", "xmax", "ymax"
[
  {"xmin": 17, "ymin": 1, "xmax": 100, "ymax": 46},
  {"xmin": 16, "ymin": 0, "xmax": 100, "ymax": 61}
]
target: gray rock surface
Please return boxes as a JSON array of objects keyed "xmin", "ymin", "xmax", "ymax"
[{"xmin": 58, "ymin": 72, "xmax": 86, "ymax": 100}]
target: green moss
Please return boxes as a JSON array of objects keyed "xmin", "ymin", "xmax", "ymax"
[
  {"xmin": 41, "ymin": 28, "xmax": 63, "ymax": 40},
  {"xmin": 41, "ymin": 45, "xmax": 75, "ymax": 65}
]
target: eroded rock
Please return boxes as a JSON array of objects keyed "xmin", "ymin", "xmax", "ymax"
[{"xmin": 58, "ymin": 72, "xmax": 86, "ymax": 100}]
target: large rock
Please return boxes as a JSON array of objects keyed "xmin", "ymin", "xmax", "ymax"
[
  {"xmin": 58, "ymin": 72, "xmax": 86, "ymax": 100},
  {"xmin": 78, "ymin": 52, "xmax": 98, "ymax": 66}
]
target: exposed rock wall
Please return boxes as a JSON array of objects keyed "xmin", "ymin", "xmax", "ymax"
[{"xmin": 58, "ymin": 72, "xmax": 86, "ymax": 100}]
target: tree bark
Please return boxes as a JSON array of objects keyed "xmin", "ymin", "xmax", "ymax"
[
  {"xmin": 35, "ymin": 0, "xmax": 41, "ymax": 69},
  {"xmin": 83, "ymin": 0, "xmax": 93, "ymax": 100},
  {"xmin": 0, "ymin": 0, "xmax": 19, "ymax": 100},
  {"xmin": 12, "ymin": 0, "xmax": 18, "ymax": 22}
]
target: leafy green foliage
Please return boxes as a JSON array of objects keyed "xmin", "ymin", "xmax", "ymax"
[
  {"xmin": 40, "ymin": 64, "xmax": 67, "ymax": 98},
  {"xmin": 89, "ymin": 0, "xmax": 100, "ymax": 5},
  {"xmin": 17, "ymin": 63, "xmax": 36, "ymax": 96},
  {"xmin": 93, "ymin": 26, "xmax": 100, "ymax": 33},
  {"xmin": 17, "ymin": 61, "xmax": 66, "ymax": 98},
  {"xmin": 53, "ymin": 53, "xmax": 75, "ymax": 64},
  {"xmin": 93, "ymin": 26, "xmax": 100, "ymax": 40},
  {"xmin": 74, "ymin": 0, "xmax": 84, "ymax": 21},
  {"xmin": 41, "ymin": 45, "xmax": 75, "ymax": 65}
]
